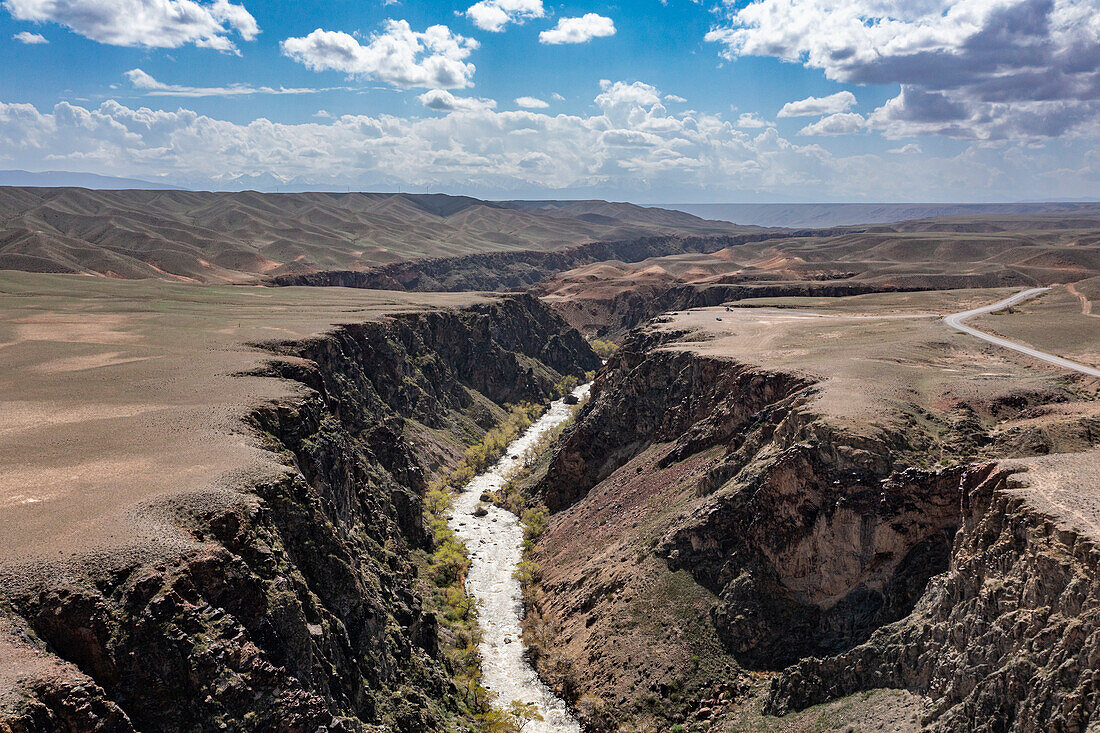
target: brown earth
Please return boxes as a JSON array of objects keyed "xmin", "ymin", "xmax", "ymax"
[
  {"xmin": 525, "ymin": 289, "xmax": 1100, "ymax": 732},
  {"xmin": 0, "ymin": 270, "xmax": 598, "ymax": 731},
  {"xmin": 539, "ymin": 219, "xmax": 1100, "ymax": 337},
  {"xmin": 0, "ymin": 188, "xmax": 745, "ymax": 283}
]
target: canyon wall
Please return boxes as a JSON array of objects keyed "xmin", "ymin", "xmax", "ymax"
[
  {"xmin": 1, "ymin": 296, "xmax": 597, "ymax": 732},
  {"xmin": 529, "ymin": 330, "xmax": 1100, "ymax": 730},
  {"xmin": 768, "ymin": 464, "xmax": 1100, "ymax": 732},
  {"xmin": 268, "ymin": 231, "xmax": 857, "ymax": 293}
]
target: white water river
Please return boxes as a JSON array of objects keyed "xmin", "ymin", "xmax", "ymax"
[{"xmin": 447, "ymin": 383, "xmax": 590, "ymax": 733}]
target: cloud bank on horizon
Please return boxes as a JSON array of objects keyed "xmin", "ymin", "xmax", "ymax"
[{"xmin": 1, "ymin": 0, "xmax": 1099, "ymax": 201}]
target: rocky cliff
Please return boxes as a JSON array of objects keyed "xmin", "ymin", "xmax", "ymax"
[
  {"xmin": 528, "ymin": 325, "xmax": 1100, "ymax": 731},
  {"xmin": 767, "ymin": 461, "xmax": 1100, "ymax": 732},
  {"xmin": 0, "ymin": 295, "xmax": 597, "ymax": 732},
  {"xmin": 268, "ymin": 232, "xmax": 843, "ymax": 293}
]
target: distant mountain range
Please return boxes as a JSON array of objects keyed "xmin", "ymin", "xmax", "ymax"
[
  {"xmin": 6, "ymin": 172, "xmax": 1097, "ymax": 231},
  {"xmin": 0, "ymin": 170, "xmax": 184, "ymax": 190},
  {"xmin": 663, "ymin": 202, "xmax": 1100, "ymax": 228}
]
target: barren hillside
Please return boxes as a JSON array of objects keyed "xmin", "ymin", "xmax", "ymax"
[{"xmin": 0, "ymin": 188, "xmax": 744, "ymax": 283}]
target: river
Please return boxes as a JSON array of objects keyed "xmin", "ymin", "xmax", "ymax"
[{"xmin": 448, "ymin": 383, "xmax": 590, "ymax": 733}]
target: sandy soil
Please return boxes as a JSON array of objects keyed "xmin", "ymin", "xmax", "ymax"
[{"xmin": 0, "ymin": 272, "xmax": 493, "ymax": 581}]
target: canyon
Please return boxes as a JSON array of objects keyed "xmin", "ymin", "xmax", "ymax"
[{"xmin": 1, "ymin": 191, "xmax": 1099, "ymax": 732}]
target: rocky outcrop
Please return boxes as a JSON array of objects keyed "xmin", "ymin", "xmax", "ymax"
[
  {"xmin": 1, "ymin": 295, "xmax": 597, "ymax": 732},
  {"xmin": 661, "ymin": 459, "xmax": 973, "ymax": 669},
  {"xmin": 537, "ymin": 330, "xmax": 812, "ymax": 511},
  {"xmin": 269, "ymin": 231, "xmax": 856, "ymax": 293},
  {"xmin": 767, "ymin": 465, "xmax": 1100, "ymax": 731},
  {"xmin": 538, "ymin": 337, "xmax": 960, "ymax": 666},
  {"xmin": 533, "ymin": 332, "xmax": 1100, "ymax": 730}
]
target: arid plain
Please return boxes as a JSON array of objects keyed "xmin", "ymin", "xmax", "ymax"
[{"xmin": 1, "ymin": 189, "xmax": 1099, "ymax": 732}]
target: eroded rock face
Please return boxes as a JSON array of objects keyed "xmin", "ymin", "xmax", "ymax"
[
  {"xmin": 532, "ymin": 332, "xmax": 1100, "ymax": 730},
  {"xmin": 539, "ymin": 337, "xmax": 960, "ymax": 668},
  {"xmin": 1, "ymin": 295, "xmax": 597, "ymax": 732},
  {"xmin": 538, "ymin": 334, "xmax": 811, "ymax": 512},
  {"xmin": 767, "ymin": 466, "xmax": 1100, "ymax": 732}
]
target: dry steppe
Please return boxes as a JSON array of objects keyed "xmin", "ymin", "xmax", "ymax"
[
  {"xmin": 0, "ymin": 272, "xmax": 497, "ymax": 710},
  {"xmin": 0, "ymin": 188, "xmax": 744, "ymax": 282}
]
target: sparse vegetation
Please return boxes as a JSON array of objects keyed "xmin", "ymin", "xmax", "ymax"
[
  {"xmin": 589, "ymin": 338, "xmax": 618, "ymax": 359},
  {"xmin": 420, "ymin": 400, "xmax": 552, "ymax": 729}
]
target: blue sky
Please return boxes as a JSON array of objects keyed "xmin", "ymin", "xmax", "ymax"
[{"xmin": 1, "ymin": 0, "xmax": 1099, "ymax": 202}]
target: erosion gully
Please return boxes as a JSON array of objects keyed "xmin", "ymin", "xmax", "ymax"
[{"xmin": 448, "ymin": 383, "xmax": 592, "ymax": 733}]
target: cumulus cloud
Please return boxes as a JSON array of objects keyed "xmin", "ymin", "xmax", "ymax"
[
  {"xmin": 596, "ymin": 80, "xmax": 661, "ymax": 108},
  {"xmin": 664, "ymin": 94, "xmax": 687, "ymax": 103},
  {"xmin": 888, "ymin": 143, "xmax": 923, "ymax": 154},
  {"xmin": 539, "ymin": 13, "xmax": 615, "ymax": 44},
  {"xmin": 465, "ymin": 0, "xmax": 543, "ymax": 32},
  {"xmin": 12, "ymin": 30, "xmax": 47, "ymax": 43},
  {"xmin": 736, "ymin": 112, "xmax": 770, "ymax": 128},
  {"xmin": 2, "ymin": 82, "xmax": 1095, "ymax": 200},
  {"xmin": 707, "ymin": 0, "xmax": 1100, "ymax": 139},
  {"xmin": 419, "ymin": 89, "xmax": 496, "ymax": 111},
  {"xmin": 778, "ymin": 91, "xmax": 856, "ymax": 118},
  {"xmin": 282, "ymin": 20, "xmax": 478, "ymax": 89},
  {"xmin": 4, "ymin": 0, "xmax": 258, "ymax": 52},
  {"xmin": 515, "ymin": 96, "xmax": 548, "ymax": 108},
  {"xmin": 798, "ymin": 112, "xmax": 866, "ymax": 135},
  {"xmin": 125, "ymin": 68, "xmax": 332, "ymax": 97}
]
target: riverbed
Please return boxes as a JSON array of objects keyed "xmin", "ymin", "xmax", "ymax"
[{"xmin": 448, "ymin": 384, "xmax": 590, "ymax": 733}]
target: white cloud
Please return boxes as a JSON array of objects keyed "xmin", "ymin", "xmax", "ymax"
[
  {"xmin": 282, "ymin": 20, "xmax": 478, "ymax": 89},
  {"xmin": 596, "ymin": 80, "xmax": 661, "ymax": 108},
  {"xmin": 778, "ymin": 91, "xmax": 856, "ymax": 118},
  {"xmin": 12, "ymin": 30, "xmax": 47, "ymax": 43},
  {"xmin": 2, "ymin": 82, "xmax": 1097, "ymax": 201},
  {"xmin": 419, "ymin": 89, "xmax": 496, "ymax": 112},
  {"xmin": 551, "ymin": 92, "xmax": 565, "ymax": 101},
  {"xmin": 4, "ymin": 0, "xmax": 258, "ymax": 52},
  {"xmin": 798, "ymin": 112, "xmax": 866, "ymax": 135},
  {"xmin": 515, "ymin": 96, "xmax": 548, "ymax": 108},
  {"xmin": 736, "ymin": 112, "xmax": 770, "ymax": 128},
  {"xmin": 664, "ymin": 94, "xmax": 687, "ymax": 103},
  {"xmin": 124, "ymin": 68, "xmax": 332, "ymax": 97},
  {"xmin": 465, "ymin": 0, "xmax": 543, "ymax": 32},
  {"xmin": 707, "ymin": 0, "xmax": 1100, "ymax": 140},
  {"xmin": 888, "ymin": 143, "xmax": 923, "ymax": 154},
  {"xmin": 539, "ymin": 13, "xmax": 615, "ymax": 44}
]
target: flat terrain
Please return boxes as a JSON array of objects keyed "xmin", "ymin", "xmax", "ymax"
[
  {"xmin": 0, "ymin": 271, "xmax": 490, "ymax": 578},
  {"xmin": 667, "ymin": 288, "xmax": 1099, "ymax": 434},
  {"xmin": 540, "ymin": 214, "xmax": 1100, "ymax": 337},
  {"xmin": 668, "ymin": 202, "xmax": 1100, "ymax": 228},
  {"xmin": 546, "ymin": 223, "xmax": 1100, "ymax": 297},
  {"xmin": 0, "ymin": 188, "xmax": 744, "ymax": 282},
  {"xmin": 969, "ymin": 277, "xmax": 1100, "ymax": 369}
]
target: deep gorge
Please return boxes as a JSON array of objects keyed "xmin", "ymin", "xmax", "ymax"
[
  {"xmin": 3, "ymin": 290, "xmax": 1098, "ymax": 733},
  {"xmin": 0, "ymin": 295, "xmax": 598, "ymax": 732}
]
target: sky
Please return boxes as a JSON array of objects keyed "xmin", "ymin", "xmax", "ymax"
[{"xmin": 1, "ymin": 0, "xmax": 1099, "ymax": 202}]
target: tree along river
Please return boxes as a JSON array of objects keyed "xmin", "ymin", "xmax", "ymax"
[{"xmin": 448, "ymin": 383, "xmax": 591, "ymax": 732}]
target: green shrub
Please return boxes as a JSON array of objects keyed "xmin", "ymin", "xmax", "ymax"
[{"xmin": 588, "ymin": 338, "xmax": 618, "ymax": 359}]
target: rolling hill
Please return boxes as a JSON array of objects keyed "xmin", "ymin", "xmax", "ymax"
[{"xmin": 0, "ymin": 187, "xmax": 745, "ymax": 283}]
